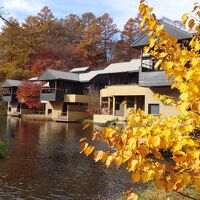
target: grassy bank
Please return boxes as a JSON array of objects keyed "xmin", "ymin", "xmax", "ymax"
[
  {"xmin": 0, "ymin": 140, "xmax": 6, "ymax": 159},
  {"xmin": 0, "ymin": 101, "xmax": 7, "ymax": 115},
  {"xmin": 21, "ymin": 114, "xmax": 52, "ymax": 121}
]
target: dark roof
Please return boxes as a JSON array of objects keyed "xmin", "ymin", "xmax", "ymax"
[
  {"xmin": 38, "ymin": 69, "xmax": 79, "ymax": 81},
  {"xmin": 132, "ymin": 20, "xmax": 193, "ymax": 48},
  {"xmin": 1, "ymin": 79, "xmax": 21, "ymax": 88}
]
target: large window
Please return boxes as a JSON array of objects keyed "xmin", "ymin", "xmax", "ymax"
[{"xmin": 148, "ymin": 104, "xmax": 159, "ymax": 115}]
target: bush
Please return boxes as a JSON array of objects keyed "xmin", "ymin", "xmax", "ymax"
[{"xmin": 0, "ymin": 140, "xmax": 6, "ymax": 159}]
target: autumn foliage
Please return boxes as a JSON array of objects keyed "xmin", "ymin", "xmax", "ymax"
[
  {"xmin": 16, "ymin": 81, "xmax": 43, "ymax": 108},
  {"xmin": 81, "ymin": 1, "xmax": 200, "ymax": 199}
]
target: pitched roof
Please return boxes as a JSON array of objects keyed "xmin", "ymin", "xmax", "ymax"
[
  {"xmin": 29, "ymin": 77, "xmax": 39, "ymax": 81},
  {"xmin": 38, "ymin": 69, "xmax": 79, "ymax": 81},
  {"xmin": 38, "ymin": 59, "xmax": 141, "ymax": 83},
  {"xmin": 70, "ymin": 67, "xmax": 90, "ymax": 73},
  {"xmin": 100, "ymin": 59, "xmax": 141, "ymax": 74},
  {"xmin": 132, "ymin": 20, "xmax": 193, "ymax": 48},
  {"xmin": 79, "ymin": 70, "xmax": 102, "ymax": 82},
  {"xmin": 2, "ymin": 79, "xmax": 21, "ymax": 88}
]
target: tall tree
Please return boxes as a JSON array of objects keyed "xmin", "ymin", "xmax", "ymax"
[
  {"xmin": 21, "ymin": 16, "xmax": 41, "ymax": 68},
  {"xmin": 0, "ymin": 18, "xmax": 22, "ymax": 64},
  {"xmin": 36, "ymin": 6, "xmax": 61, "ymax": 49},
  {"xmin": 98, "ymin": 13, "xmax": 118, "ymax": 63},
  {"xmin": 113, "ymin": 15, "xmax": 142, "ymax": 62},
  {"xmin": 82, "ymin": 12, "xmax": 96, "ymax": 28},
  {"xmin": 63, "ymin": 14, "xmax": 83, "ymax": 45},
  {"xmin": 79, "ymin": 17, "xmax": 104, "ymax": 68}
]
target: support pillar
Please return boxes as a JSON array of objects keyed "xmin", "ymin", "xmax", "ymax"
[
  {"xmin": 113, "ymin": 96, "xmax": 115, "ymax": 116},
  {"xmin": 108, "ymin": 97, "xmax": 111, "ymax": 115}
]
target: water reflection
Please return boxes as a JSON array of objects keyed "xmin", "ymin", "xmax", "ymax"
[{"xmin": 0, "ymin": 117, "xmax": 136, "ymax": 199}]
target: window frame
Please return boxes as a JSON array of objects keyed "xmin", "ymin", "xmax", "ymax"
[{"xmin": 148, "ymin": 104, "xmax": 160, "ymax": 115}]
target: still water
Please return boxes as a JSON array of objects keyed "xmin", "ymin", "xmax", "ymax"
[{"xmin": 0, "ymin": 117, "xmax": 134, "ymax": 200}]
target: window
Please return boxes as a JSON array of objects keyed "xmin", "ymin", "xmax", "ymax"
[
  {"xmin": 8, "ymin": 107, "xmax": 11, "ymax": 112},
  {"xmin": 48, "ymin": 109, "xmax": 52, "ymax": 115},
  {"xmin": 148, "ymin": 104, "xmax": 159, "ymax": 115}
]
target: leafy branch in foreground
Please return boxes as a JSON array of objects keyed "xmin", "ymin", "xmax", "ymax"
[{"xmin": 81, "ymin": 1, "xmax": 200, "ymax": 199}]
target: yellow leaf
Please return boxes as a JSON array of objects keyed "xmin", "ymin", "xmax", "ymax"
[
  {"xmin": 128, "ymin": 160, "xmax": 138, "ymax": 172},
  {"xmin": 147, "ymin": 136, "xmax": 161, "ymax": 147},
  {"xmin": 80, "ymin": 142, "xmax": 88, "ymax": 153},
  {"xmin": 114, "ymin": 156, "xmax": 122, "ymax": 168},
  {"xmin": 131, "ymin": 173, "xmax": 140, "ymax": 183},
  {"xmin": 182, "ymin": 13, "xmax": 188, "ymax": 25},
  {"xmin": 149, "ymin": 38, "xmax": 157, "ymax": 48},
  {"xmin": 84, "ymin": 146, "xmax": 94, "ymax": 156},
  {"xmin": 160, "ymin": 52, "xmax": 168, "ymax": 58},
  {"xmin": 83, "ymin": 123, "xmax": 90, "ymax": 130},
  {"xmin": 93, "ymin": 150, "xmax": 104, "ymax": 162},
  {"xmin": 162, "ymin": 62, "xmax": 173, "ymax": 70},
  {"xmin": 156, "ymin": 179, "xmax": 165, "ymax": 189},
  {"xmin": 106, "ymin": 155, "xmax": 114, "ymax": 167},
  {"xmin": 154, "ymin": 60, "xmax": 162, "ymax": 69},
  {"xmin": 141, "ymin": 170, "xmax": 155, "ymax": 182},
  {"xmin": 188, "ymin": 19, "xmax": 195, "ymax": 30}
]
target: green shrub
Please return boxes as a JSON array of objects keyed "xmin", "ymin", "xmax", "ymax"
[{"xmin": 0, "ymin": 140, "xmax": 6, "ymax": 159}]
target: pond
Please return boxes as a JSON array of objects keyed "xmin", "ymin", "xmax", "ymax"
[{"xmin": 0, "ymin": 117, "xmax": 135, "ymax": 200}]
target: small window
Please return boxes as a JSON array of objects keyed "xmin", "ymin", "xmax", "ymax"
[
  {"xmin": 8, "ymin": 107, "xmax": 11, "ymax": 112},
  {"xmin": 48, "ymin": 109, "xmax": 52, "ymax": 115},
  {"xmin": 148, "ymin": 104, "xmax": 159, "ymax": 115}
]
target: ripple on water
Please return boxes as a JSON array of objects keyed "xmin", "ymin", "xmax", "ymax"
[{"xmin": 0, "ymin": 118, "xmax": 135, "ymax": 199}]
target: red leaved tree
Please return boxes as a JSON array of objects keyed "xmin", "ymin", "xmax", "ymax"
[
  {"xmin": 31, "ymin": 50, "xmax": 65, "ymax": 76},
  {"xmin": 16, "ymin": 81, "xmax": 43, "ymax": 108}
]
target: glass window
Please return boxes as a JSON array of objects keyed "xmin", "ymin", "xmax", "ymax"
[
  {"xmin": 48, "ymin": 109, "xmax": 52, "ymax": 115},
  {"xmin": 148, "ymin": 104, "xmax": 159, "ymax": 115}
]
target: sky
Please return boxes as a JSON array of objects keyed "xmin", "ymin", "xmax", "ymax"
[{"xmin": 0, "ymin": 0, "xmax": 197, "ymax": 29}]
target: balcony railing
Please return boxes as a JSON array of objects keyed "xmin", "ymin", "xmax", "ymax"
[
  {"xmin": 139, "ymin": 71, "xmax": 173, "ymax": 87},
  {"xmin": 2, "ymin": 93, "xmax": 17, "ymax": 102},
  {"xmin": 40, "ymin": 88, "xmax": 65, "ymax": 101}
]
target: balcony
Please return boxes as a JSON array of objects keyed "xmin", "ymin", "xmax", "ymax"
[
  {"xmin": 139, "ymin": 71, "xmax": 174, "ymax": 87},
  {"xmin": 64, "ymin": 94, "xmax": 89, "ymax": 103},
  {"xmin": 2, "ymin": 94, "xmax": 17, "ymax": 102},
  {"xmin": 40, "ymin": 88, "xmax": 65, "ymax": 101}
]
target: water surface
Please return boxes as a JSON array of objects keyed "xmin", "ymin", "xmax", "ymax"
[{"xmin": 0, "ymin": 117, "xmax": 134, "ymax": 200}]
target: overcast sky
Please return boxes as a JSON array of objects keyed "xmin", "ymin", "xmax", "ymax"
[{"xmin": 0, "ymin": 0, "xmax": 197, "ymax": 29}]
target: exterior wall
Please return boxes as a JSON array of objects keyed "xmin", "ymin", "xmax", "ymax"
[
  {"xmin": 7, "ymin": 102, "xmax": 19, "ymax": 115},
  {"xmin": 20, "ymin": 108, "xmax": 33, "ymax": 115},
  {"xmin": 45, "ymin": 101, "xmax": 88, "ymax": 122},
  {"xmin": 93, "ymin": 85, "xmax": 179, "ymax": 123},
  {"xmin": 67, "ymin": 111, "xmax": 88, "ymax": 122},
  {"xmin": 93, "ymin": 114, "xmax": 126, "ymax": 124},
  {"xmin": 45, "ymin": 101, "xmax": 63, "ymax": 119},
  {"xmin": 64, "ymin": 94, "xmax": 89, "ymax": 103}
]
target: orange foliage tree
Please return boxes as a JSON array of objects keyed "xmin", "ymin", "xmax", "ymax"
[
  {"xmin": 81, "ymin": 1, "xmax": 200, "ymax": 199},
  {"xmin": 16, "ymin": 81, "xmax": 43, "ymax": 108}
]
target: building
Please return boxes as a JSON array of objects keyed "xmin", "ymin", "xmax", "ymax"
[
  {"xmin": 38, "ymin": 68, "xmax": 108, "ymax": 122},
  {"xmin": 93, "ymin": 20, "xmax": 192, "ymax": 124},
  {"xmin": 1, "ymin": 79, "xmax": 32, "ymax": 116},
  {"xmin": 1, "ymin": 20, "xmax": 192, "ymax": 123}
]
